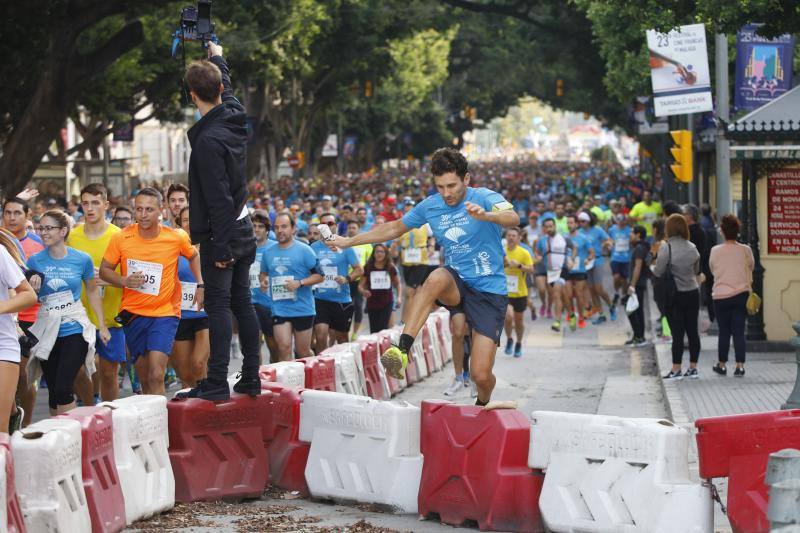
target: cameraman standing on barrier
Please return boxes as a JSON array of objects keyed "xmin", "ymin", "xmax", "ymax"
[{"xmin": 176, "ymin": 41, "xmax": 261, "ymax": 401}]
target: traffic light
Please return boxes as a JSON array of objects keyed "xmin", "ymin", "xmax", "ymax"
[
  {"xmin": 669, "ymin": 129, "xmax": 693, "ymax": 183},
  {"xmin": 556, "ymin": 78, "xmax": 564, "ymax": 98}
]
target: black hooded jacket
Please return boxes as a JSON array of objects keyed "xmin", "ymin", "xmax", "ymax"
[{"xmin": 187, "ymin": 55, "xmax": 248, "ymax": 263}]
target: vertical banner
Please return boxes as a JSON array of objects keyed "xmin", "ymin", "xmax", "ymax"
[
  {"xmin": 646, "ymin": 23, "xmax": 713, "ymax": 116},
  {"xmin": 767, "ymin": 168, "xmax": 800, "ymax": 255},
  {"xmin": 735, "ymin": 24, "xmax": 795, "ymax": 112},
  {"xmin": 321, "ymin": 134, "xmax": 338, "ymax": 157}
]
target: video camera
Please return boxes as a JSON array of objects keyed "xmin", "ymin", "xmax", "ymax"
[{"xmin": 171, "ymin": 0, "xmax": 218, "ymax": 58}]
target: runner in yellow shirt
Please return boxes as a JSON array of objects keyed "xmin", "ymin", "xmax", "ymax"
[
  {"xmin": 68, "ymin": 183, "xmax": 125, "ymax": 401},
  {"xmin": 628, "ymin": 190, "xmax": 663, "ymax": 237},
  {"xmin": 99, "ymin": 188, "xmax": 202, "ymax": 395},
  {"xmin": 503, "ymin": 226, "xmax": 533, "ymax": 358}
]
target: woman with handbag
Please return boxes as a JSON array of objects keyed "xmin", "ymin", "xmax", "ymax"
[
  {"xmin": 709, "ymin": 214, "xmax": 754, "ymax": 377},
  {"xmin": 654, "ymin": 214, "xmax": 701, "ymax": 380}
]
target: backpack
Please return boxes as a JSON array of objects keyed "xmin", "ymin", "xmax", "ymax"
[{"xmin": 653, "ymin": 242, "xmax": 678, "ymax": 309}]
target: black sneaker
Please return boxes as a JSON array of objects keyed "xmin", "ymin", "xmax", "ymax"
[
  {"xmin": 663, "ymin": 369, "xmax": 683, "ymax": 380},
  {"xmin": 624, "ymin": 338, "xmax": 636, "ymax": 346},
  {"xmin": 232, "ymin": 374, "xmax": 261, "ymax": 397},
  {"xmin": 174, "ymin": 378, "xmax": 230, "ymax": 401},
  {"xmin": 8, "ymin": 404, "xmax": 23, "ymax": 434},
  {"xmin": 734, "ymin": 367, "xmax": 745, "ymax": 377},
  {"xmin": 712, "ymin": 363, "xmax": 727, "ymax": 376},
  {"xmin": 684, "ymin": 368, "xmax": 699, "ymax": 379}
]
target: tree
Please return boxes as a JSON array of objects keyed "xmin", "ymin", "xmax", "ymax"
[{"xmin": 0, "ymin": 0, "xmax": 177, "ymax": 197}]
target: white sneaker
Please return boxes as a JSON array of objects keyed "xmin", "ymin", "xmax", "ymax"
[
  {"xmin": 443, "ymin": 377, "xmax": 464, "ymax": 396},
  {"xmin": 469, "ymin": 381, "xmax": 478, "ymax": 398}
]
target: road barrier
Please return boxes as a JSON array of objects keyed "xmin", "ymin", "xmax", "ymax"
[
  {"xmin": 356, "ymin": 335, "xmax": 389, "ymax": 400},
  {"xmin": 261, "ymin": 383, "xmax": 310, "ymax": 495},
  {"xmin": 258, "ymin": 361, "xmax": 306, "ymax": 388},
  {"xmin": 418, "ymin": 400, "xmax": 544, "ymax": 532},
  {"xmin": 422, "ymin": 320, "xmax": 443, "ymax": 372},
  {"xmin": 299, "ymin": 390, "xmax": 423, "ymax": 513},
  {"xmin": 167, "ymin": 396, "xmax": 268, "ymax": 502},
  {"xmin": 695, "ymin": 409, "xmax": 800, "ymax": 533},
  {"xmin": 376, "ymin": 330, "xmax": 405, "ymax": 395},
  {"xmin": 321, "ymin": 344, "xmax": 368, "ymax": 396},
  {"xmin": 103, "ymin": 395, "xmax": 174, "ymax": 524},
  {"xmin": 298, "ymin": 356, "xmax": 336, "ymax": 391},
  {"xmin": 531, "ymin": 411, "xmax": 712, "ymax": 533},
  {"xmin": 766, "ymin": 449, "xmax": 800, "ymax": 529},
  {"xmin": 1, "ymin": 434, "xmax": 25, "ymax": 533},
  {"xmin": 12, "ymin": 418, "xmax": 91, "ymax": 532},
  {"xmin": 58, "ymin": 407, "xmax": 125, "ymax": 533}
]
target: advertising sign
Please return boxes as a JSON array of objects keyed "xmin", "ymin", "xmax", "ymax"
[
  {"xmin": 646, "ymin": 23, "xmax": 713, "ymax": 116},
  {"xmin": 735, "ymin": 24, "xmax": 795, "ymax": 112},
  {"xmin": 321, "ymin": 134, "xmax": 338, "ymax": 157},
  {"xmin": 767, "ymin": 168, "xmax": 800, "ymax": 255}
]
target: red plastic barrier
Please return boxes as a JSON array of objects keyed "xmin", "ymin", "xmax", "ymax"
[
  {"xmin": 433, "ymin": 314, "xmax": 449, "ymax": 360},
  {"xmin": 298, "ymin": 356, "xmax": 336, "ymax": 391},
  {"xmin": 168, "ymin": 395, "xmax": 269, "ymax": 502},
  {"xmin": 695, "ymin": 409, "xmax": 800, "ymax": 533},
  {"xmin": 258, "ymin": 365, "xmax": 276, "ymax": 382},
  {"xmin": 0, "ymin": 434, "xmax": 25, "ymax": 533},
  {"xmin": 356, "ymin": 338, "xmax": 386, "ymax": 400},
  {"xmin": 420, "ymin": 324, "xmax": 436, "ymax": 374},
  {"xmin": 418, "ymin": 400, "xmax": 545, "ymax": 533},
  {"xmin": 261, "ymin": 383, "xmax": 310, "ymax": 495},
  {"xmin": 377, "ymin": 332, "xmax": 401, "ymax": 396},
  {"xmin": 58, "ymin": 406, "xmax": 125, "ymax": 533}
]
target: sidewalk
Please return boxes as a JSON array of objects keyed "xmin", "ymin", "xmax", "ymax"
[{"xmin": 652, "ymin": 304, "xmax": 798, "ymax": 533}]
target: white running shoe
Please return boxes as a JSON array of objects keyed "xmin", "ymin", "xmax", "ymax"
[
  {"xmin": 469, "ymin": 381, "xmax": 478, "ymax": 398},
  {"xmin": 443, "ymin": 377, "xmax": 464, "ymax": 396}
]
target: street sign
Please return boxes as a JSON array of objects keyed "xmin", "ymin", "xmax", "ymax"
[
  {"xmin": 646, "ymin": 24, "xmax": 713, "ymax": 117},
  {"xmin": 322, "ymin": 134, "xmax": 338, "ymax": 157}
]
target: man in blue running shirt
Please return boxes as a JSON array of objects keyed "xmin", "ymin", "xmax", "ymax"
[{"xmin": 324, "ymin": 148, "xmax": 519, "ymax": 406}]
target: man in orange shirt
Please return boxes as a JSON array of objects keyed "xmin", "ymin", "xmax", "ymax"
[{"xmin": 100, "ymin": 188, "xmax": 203, "ymax": 395}]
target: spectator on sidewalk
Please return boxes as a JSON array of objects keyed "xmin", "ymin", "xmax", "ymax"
[
  {"xmin": 700, "ymin": 204, "xmax": 718, "ymax": 323},
  {"xmin": 625, "ymin": 225, "xmax": 650, "ymax": 347},
  {"xmin": 655, "ymin": 214, "xmax": 701, "ymax": 380},
  {"xmin": 710, "ymin": 214, "xmax": 754, "ymax": 378}
]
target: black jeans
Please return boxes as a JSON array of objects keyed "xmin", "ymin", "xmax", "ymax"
[
  {"xmin": 627, "ymin": 285, "xmax": 647, "ymax": 339},
  {"xmin": 40, "ymin": 333, "xmax": 88, "ymax": 409},
  {"xmin": 200, "ymin": 218, "xmax": 261, "ymax": 382},
  {"xmin": 667, "ymin": 289, "xmax": 701, "ymax": 365},
  {"xmin": 714, "ymin": 292, "xmax": 748, "ymax": 364},
  {"xmin": 367, "ymin": 305, "xmax": 392, "ymax": 333}
]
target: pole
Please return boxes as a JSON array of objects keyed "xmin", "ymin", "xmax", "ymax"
[
  {"xmin": 746, "ymin": 160, "xmax": 767, "ymax": 341},
  {"xmin": 715, "ymin": 33, "xmax": 732, "ymax": 216},
  {"xmin": 687, "ymin": 112, "xmax": 696, "ymax": 205},
  {"xmin": 102, "ymin": 133, "xmax": 110, "ymax": 188},
  {"xmin": 337, "ymin": 114, "xmax": 344, "ymax": 175}
]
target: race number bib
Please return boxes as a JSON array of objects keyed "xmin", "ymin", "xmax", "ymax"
[
  {"xmin": 506, "ymin": 275, "xmax": 519, "ymax": 293},
  {"xmin": 271, "ymin": 275, "xmax": 296, "ymax": 301},
  {"xmin": 546, "ymin": 269, "xmax": 562, "ymax": 284},
  {"xmin": 428, "ymin": 250, "xmax": 440, "ymax": 266},
  {"xmin": 126, "ymin": 259, "xmax": 163, "ymax": 296},
  {"xmin": 43, "ymin": 290, "xmax": 74, "ymax": 313},
  {"xmin": 320, "ymin": 266, "xmax": 339, "ymax": 290},
  {"xmin": 180, "ymin": 282, "xmax": 197, "ymax": 311},
  {"xmin": 615, "ymin": 238, "xmax": 630, "ymax": 252},
  {"xmin": 249, "ymin": 262, "xmax": 261, "ymax": 289},
  {"xmin": 370, "ymin": 271, "xmax": 390, "ymax": 290},
  {"xmin": 584, "ymin": 259, "xmax": 595, "ymax": 270},
  {"xmin": 403, "ymin": 248, "xmax": 422, "ymax": 263}
]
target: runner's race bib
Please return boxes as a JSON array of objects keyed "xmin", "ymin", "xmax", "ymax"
[
  {"xmin": 126, "ymin": 259, "xmax": 163, "ymax": 296},
  {"xmin": 249, "ymin": 262, "xmax": 261, "ymax": 289},
  {"xmin": 615, "ymin": 238, "xmax": 630, "ymax": 252},
  {"xmin": 370, "ymin": 270, "xmax": 390, "ymax": 290},
  {"xmin": 546, "ymin": 269, "xmax": 562, "ymax": 284},
  {"xmin": 180, "ymin": 282, "xmax": 197, "ymax": 311},
  {"xmin": 271, "ymin": 275, "xmax": 296, "ymax": 301},
  {"xmin": 585, "ymin": 259, "xmax": 595, "ymax": 271},
  {"xmin": 320, "ymin": 266, "xmax": 339, "ymax": 290},
  {"xmin": 43, "ymin": 290, "xmax": 74, "ymax": 313},
  {"xmin": 404, "ymin": 248, "xmax": 422, "ymax": 264},
  {"xmin": 506, "ymin": 275, "xmax": 519, "ymax": 293}
]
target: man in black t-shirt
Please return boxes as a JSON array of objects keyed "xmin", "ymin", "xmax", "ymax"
[{"xmin": 626, "ymin": 225, "xmax": 650, "ymax": 346}]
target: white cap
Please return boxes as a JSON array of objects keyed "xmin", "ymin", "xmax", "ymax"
[{"xmin": 578, "ymin": 212, "xmax": 591, "ymax": 222}]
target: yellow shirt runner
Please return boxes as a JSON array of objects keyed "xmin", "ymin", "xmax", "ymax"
[
  {"xmin": 504, "ymin": 245, "xmax": 533, "ymax": 298},
  {"xmin": 67, "ymin": 223, "xmax": 123, "ymax": 328}
]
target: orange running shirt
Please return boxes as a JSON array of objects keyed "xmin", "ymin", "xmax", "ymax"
[
  {"xmin": 103, "ymin": 224, "xmax": 195, "ymax": 318},
  {"xmin": 18, "ymin": 232, "xmax": 44, "ymax": 323}
]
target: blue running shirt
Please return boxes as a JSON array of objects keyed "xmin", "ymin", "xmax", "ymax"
[
  {"xmin": 28, "ymin": 247, "xmax": 94, "ymax": 336},
  {"xmin": 580, "ymin": 226, "xmax": 610, "ymax": 266},
  {"xmin": 402, "ymin": 187, "xmax": 511, "ymax": 295},
  {"xmin": 177, "ymin": 256, "xmax": 206, "ymax": 320},
  {"xmin": 261, "ymin": 240, "xmax": 319, "ymax": 317},
  {"xmin": 568, "ymin": 232, "xmax": 593, "ymax": 274},
  {"xmin": 252, "ymin": 241, "xmax": 276, "ymax": 309},
  {"xmin": 608, "ymin": 225, "xmax": 632, "ymax": 263},
  {"xmin": 311, "ymin": 240, "xmax": 359, "ymax": 303}
]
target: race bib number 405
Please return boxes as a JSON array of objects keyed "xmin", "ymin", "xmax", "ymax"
[{"xmin": 126, "ymin": 259, "xmax": 163, "ymax": 296}]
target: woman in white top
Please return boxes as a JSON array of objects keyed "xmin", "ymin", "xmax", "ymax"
[{"xmin": 0, "ymin": 230, "xmax": 37, "ymax": 434}]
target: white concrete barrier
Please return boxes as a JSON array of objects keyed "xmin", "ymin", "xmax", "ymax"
[
  {"xmin": 12, "ymin": 418, "xmax": 91, "ymax": 532},
  {"xmin": 431, "ymin": 310, "xmax": 452, "ymax": 362},
  {"xmin": 377, "ymin": 329, "xmax": 407, "ymax": 390},
  {"xmin": 299, "ymin": 390, "xmax": 423, "ymax": 513},
  {"xmin": 410, "ymin": 337, "xmax": 428, "ymax": 378},
  {"xmin": 356, "ymin": 334, "xmax": 391, "ymax": 400},
  {"xmin": 323, "ymin": 345, "xmax": 368, "ymax": 396},
  {"xmin": 425, "ymin": 318, "xmax": 444, "ymax": 372},
  {"xmin": 104, "ymin": 395, "xmax": 174, "ymax": 524},
  {"xmin": 529, "ymin": 411, "xmax": 712, "ymax": 533},
  {"xmin": 260, "ymin": 361, "xmax": 306, "ymax": 388}
]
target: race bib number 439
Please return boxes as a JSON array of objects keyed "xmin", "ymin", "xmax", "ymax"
[{"xmin": 126, "ymin": 259, "xmax": 163, "ymax": 296}]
